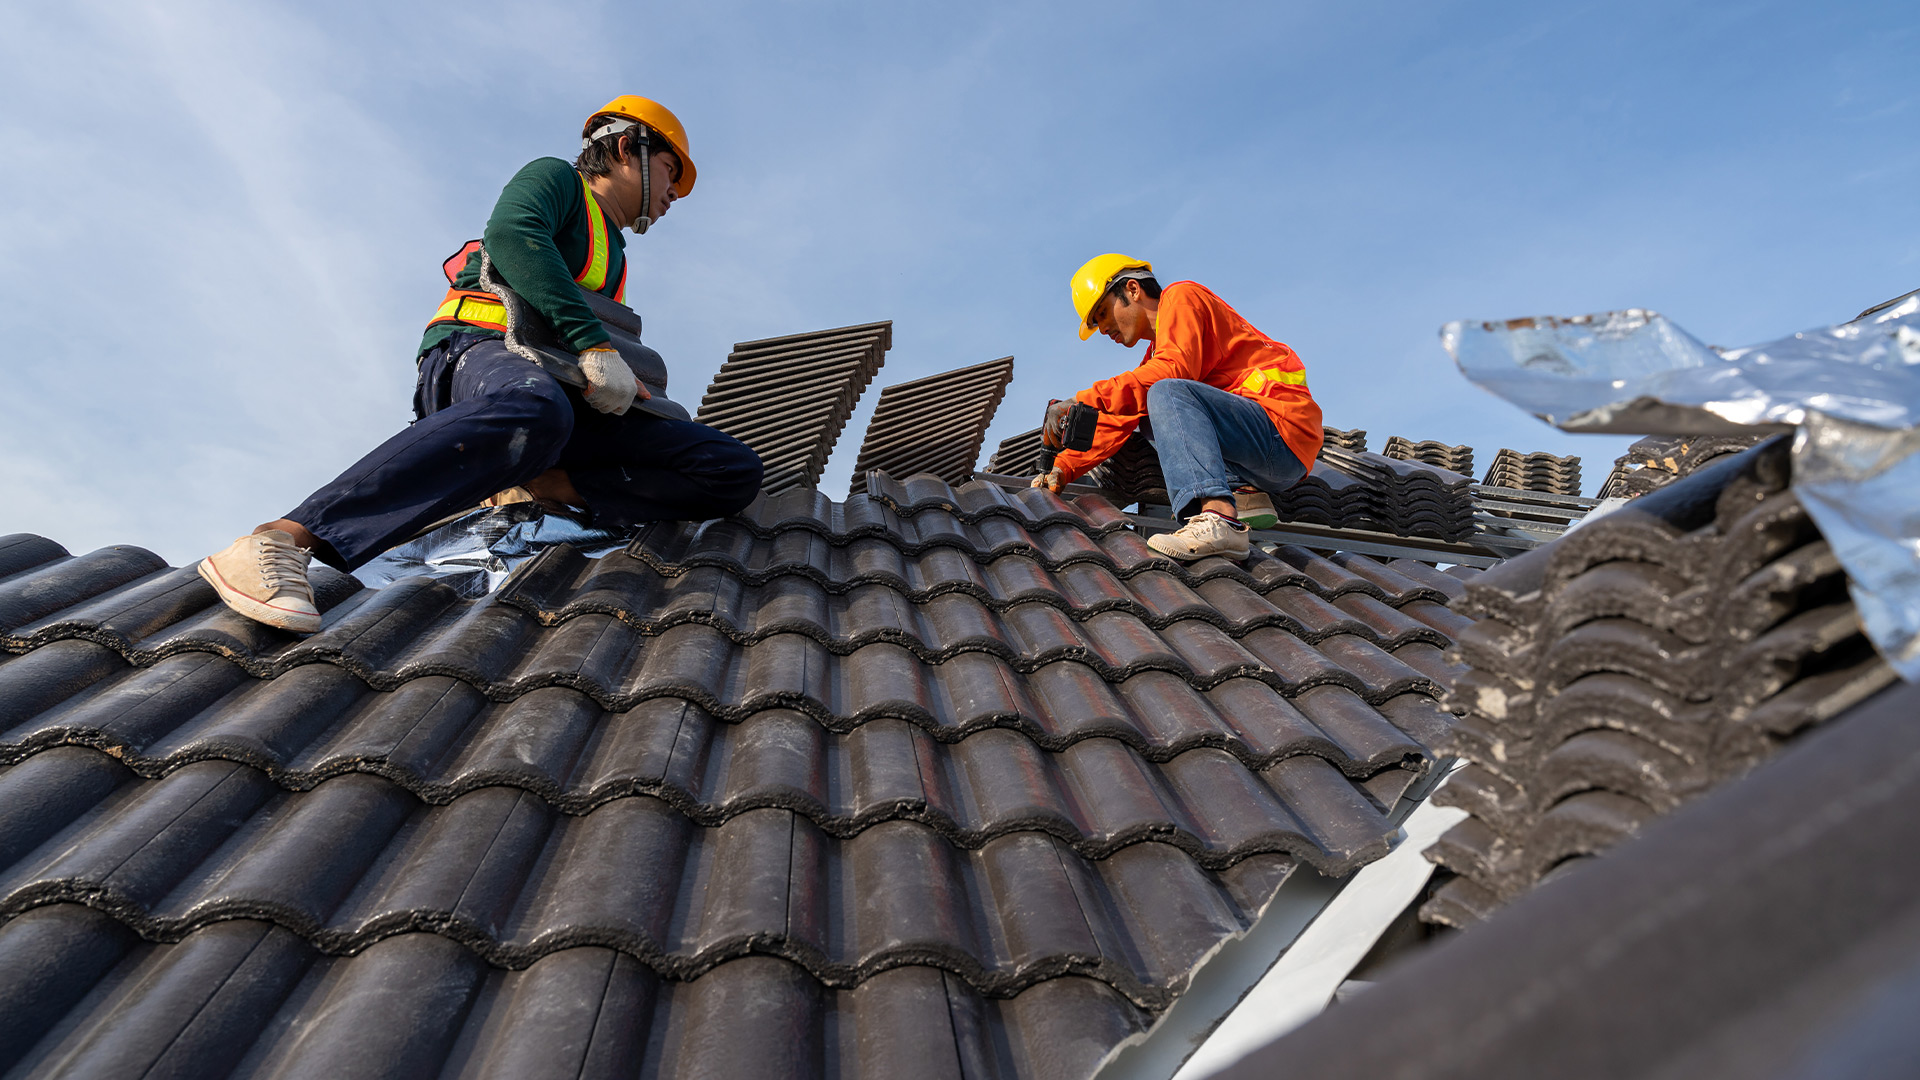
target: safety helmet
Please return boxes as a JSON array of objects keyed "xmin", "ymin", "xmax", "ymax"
[
  {"xmin": 1070, "ymin": 253, "xmax": 1154, "ymax": 340},
  {"xmin": 583, "ymin": 95, "xmax": 697, "ymax": 197}
]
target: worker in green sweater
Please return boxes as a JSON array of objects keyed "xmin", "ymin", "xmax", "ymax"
[{"xmin": 196, "ymin": 96, "xmax": 763, "ymax": 633}]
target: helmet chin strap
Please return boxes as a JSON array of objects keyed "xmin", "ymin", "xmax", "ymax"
[{"xmin": 629, "ymin": 130, "xmax": 653, "ymax": 236}]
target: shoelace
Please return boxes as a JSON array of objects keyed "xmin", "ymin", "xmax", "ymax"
[{"xmin": 255, "ymin": 537, "xmax": 312, "ymax": 597}]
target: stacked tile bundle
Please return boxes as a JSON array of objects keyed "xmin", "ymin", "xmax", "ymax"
[
  {"xmin": 984, "ymin": 425, "xmax": 1049, "ymax": 478},
  {"xmin": 1598, "ymin": 432, "xmax": 1772, "ymax": 500},
  {"xmin": 1321, "ymin": 426, "xmax": 1368, "ymax": 452},
  {"xmin": 0, "ymin": 477, "xmax": 1476, "ymax": 1078},
  {"xmin": 1381, "ymin": 436, "xmax": 1475, "ymax": 477},
  {"xmin": 695, "ymin": 321, "xmax": 891, "ymax": 494},
  {"xmin": 1273, "ymin": 448, "xmax": 1477, "ymax": 542},
  {"xmin": 850, "ymin": 356, "xmax": 1015, "ymax": 494},
  {"xmin": 1087, "ymin": 430, "xmax": 1170, "ymax": 508},
  {"xmin": 1423, "ymin": 437, "xmax": 1897, "ymax": 928},
  {"xmin": 1480, "ymin": 449, "xmax": 1582, "ymax": 496}
]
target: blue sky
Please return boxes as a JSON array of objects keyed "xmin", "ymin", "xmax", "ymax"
[{"xmin": 2, "ymin": 0, "xmax": 1914, "ymax": 566}]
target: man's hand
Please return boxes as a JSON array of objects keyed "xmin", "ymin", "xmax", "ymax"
[
  {"xmin": 579, "ymin": 346, "xmax": 643, "ymax": 414},
  {"xmin": 1029, "ymin": 467, "xmax": 1065, "ymax": 493},
  {"xmin": 1041, "ymin": 399, "xmax": 1072, "ymax": 449}
]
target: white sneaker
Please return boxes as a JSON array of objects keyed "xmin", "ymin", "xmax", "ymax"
[
  {"xmin": 1147, "ymin": 511, "xmax": 1251, "ymax": 561},
  {"xmin": 1233, "ymin": 487, "xmax": 1278, "ymax": 530},
  {"xmin": 197, "ymin": 530, "xmax": 321, "ymax": 634}
]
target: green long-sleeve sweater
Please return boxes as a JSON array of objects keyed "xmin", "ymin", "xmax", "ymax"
[{"xmin": 417, "ymin": 156, "xmax": 627, "ymax": 357}]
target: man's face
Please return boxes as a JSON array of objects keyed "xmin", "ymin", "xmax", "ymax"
[
  {"xmin": 1087, "ymin": 280, "xmax": 1154, "ymax": 347},
  {"xmin": 647, "ymin": 148, "xmax": 682, "ymax": 221}
]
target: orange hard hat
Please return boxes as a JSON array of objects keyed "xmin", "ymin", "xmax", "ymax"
[{"xmin": 584, "ymin": 95, "xmax": 697, "ymax": 197}]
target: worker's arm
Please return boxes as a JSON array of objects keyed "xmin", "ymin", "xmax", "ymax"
[
  {"xmin": 1047, "ymin": 287, "xmax": 1209, "ymax": 481},
  {"xmin": 483, "ymin": 157, "xmax": 613, "ymax": 353},
  {"xmin": 1049, "ymin": 411, "xmax": 1141, "ymax": 482}
]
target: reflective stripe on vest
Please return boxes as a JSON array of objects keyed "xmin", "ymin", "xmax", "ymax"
[
  {"xmin": 1238, "ymin": 364, "xmax": 1308, "ymax": 395},
  {"xmin": 573, "ymin": 172, "xmax": 614, "ymax": 296},
  {"xmin": 426, "ymin": 171, "xmax": 623, "ymax": 332},
  {"xmin": 429, "ymin": 291, "xmax": 508, "ymax": 332}
]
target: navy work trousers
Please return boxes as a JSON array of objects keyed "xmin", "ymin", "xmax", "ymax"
[
  {"xmin": 288, "ymin": 334, "xmax": 763, "ymax": 570},
  {"xmin": 1145, "ymin": 378, "xmax": 1307, "ymax": 518}
]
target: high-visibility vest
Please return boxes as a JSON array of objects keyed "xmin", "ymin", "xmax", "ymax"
[{"xmin": 426, "ymin": 171, "xmax": 626, "ymax": 333}]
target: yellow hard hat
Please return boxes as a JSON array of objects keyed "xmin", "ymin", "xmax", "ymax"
[
  {"xmin": 1070, "ymin": 253, "xmax": 1154, "ymax": 340},
  {"xmin": 584, "ymin": 95, "xmax": 697, "ymax": 197}
]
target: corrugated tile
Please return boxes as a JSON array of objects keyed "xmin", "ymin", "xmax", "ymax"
[
  {"xmin": 0, "ymin": 903, "xmax": 1146, "ymax": 1080},
  {"xmin": 0, "ymin": 470, "xmax": 1470, "ymax": 1075}
]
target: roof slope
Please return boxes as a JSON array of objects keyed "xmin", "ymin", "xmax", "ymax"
[
  {"xmin": 0, "ymin": 478, "xmax": 1469, "ymax": 1079},
  {"xmin": 695, "ymin": 322, "xmax": 892, "ymax": 494},
  {"xmin": 850, "ymin": 356, "xmax": 1015, "ymax": 492}
]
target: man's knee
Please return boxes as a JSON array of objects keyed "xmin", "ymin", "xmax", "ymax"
[
  {"xmin": 705, "ymin": 440, "xmax": 764, "ymax": 513},
  {"xmin": 1147, "ymin": 378, "xmax": 1204, "ymax": 412}
]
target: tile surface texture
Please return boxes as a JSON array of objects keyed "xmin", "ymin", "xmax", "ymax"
[
  {"xmin": 1424, "ymin": 436, "xmax": 1897, "ymax": 927},
  {"xmin": 0, "ymin": 475, "xmax": 1470, "ymax": 1079}
]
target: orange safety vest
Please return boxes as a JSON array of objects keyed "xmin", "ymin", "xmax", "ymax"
[{"xmin": 425, "ymin": 171, "xmax": 626, "ymax": 333}]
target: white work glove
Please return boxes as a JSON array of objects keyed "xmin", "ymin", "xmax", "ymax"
[
  {"xmin": 578, "ymin": 346, "xmax": 642, "ymax": 415},
  {"xmin": 1030, "ymin": 467, "xmax": 1065, "ymax": 493}
]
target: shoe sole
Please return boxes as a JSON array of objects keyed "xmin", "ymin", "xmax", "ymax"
[{"xmin": 197, "ymin": 558, "xmax": 322, "ymax": 634}]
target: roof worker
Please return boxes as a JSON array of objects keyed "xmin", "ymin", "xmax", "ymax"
[
  {"xmin": 196, "ymin": 96, "xmax": 764, "ymax": 633},
  {"xmin": 1035, "ymin": 255, "xmax": 1322, "ymax": 561}
]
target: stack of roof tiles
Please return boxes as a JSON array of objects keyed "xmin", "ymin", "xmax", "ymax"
[
  {"xmin": 695, "ymin": 321, "xmax": 891, "ymax": 495},
  {"xmin": 850, "ymin": 356, "xmax": 1014, "ymax": 494},
  {"xmin": 1598, "ymin": 432, "xmax": 1772, "ymax": 500},
  {"xmin": 0, "ymin": 478, "xmax": 1478, "ymax": 1078},
  {"xmin": 1480, "ymin": 449, "xmax": 1582, "ymax": 496},
  {"xmin": 1423, "ymin": 437, "xmax": 1897, "ymax": 928},
  {"xmin": 1321, "ymin": 426, "xmax": 1367, "ymax": 452},
  {"xmin": 1381, "ymin": 436, "xmax": 1475, "ymax": 477},
  {"xmin": 1275, "ymin": 448, "xmax": 1477, "ymax": 543},
  {"xmin": 984, "ymin": 425, "xmax": 1049, "ymax": 479},
  {"xmin": 1087, "ymin": 431, "xmax": 1170, "ymax": 508}
]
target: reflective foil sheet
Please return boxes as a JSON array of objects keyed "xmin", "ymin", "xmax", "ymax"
[
  {"xmin": 354, "ymin": 504, "xmax": 628, "ymax": 597},
  {"xmin": 1443, "ymin": 291, "xmax": 1920, "ymax": 679}
]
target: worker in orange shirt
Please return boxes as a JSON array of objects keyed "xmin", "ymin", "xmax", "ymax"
[{"xmin": 1035, "ymin": 254, "xmax": 1323, "ymax": 560}]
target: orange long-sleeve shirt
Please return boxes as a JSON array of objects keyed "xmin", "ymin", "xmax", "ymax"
[{"xmin": 1052, "ymin": 281, "xmax": 1323, "ymax": 482}]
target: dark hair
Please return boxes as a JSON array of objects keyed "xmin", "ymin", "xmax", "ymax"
[
  {"xmin": 1111, "ymin": 275, "xmax": 1162, "ymax": 305},
  {"xmin": 573, "ymin": 120, "xmax": 682, "ymax": 181}
]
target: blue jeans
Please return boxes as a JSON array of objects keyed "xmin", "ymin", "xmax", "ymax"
[
  {"xmin": 287, "ymin": 335, "xmax": 762, "ymax": 570},
  {"xmin": 1146, "ymin": 379, "xmax": 1308, "ymax": 517}
]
